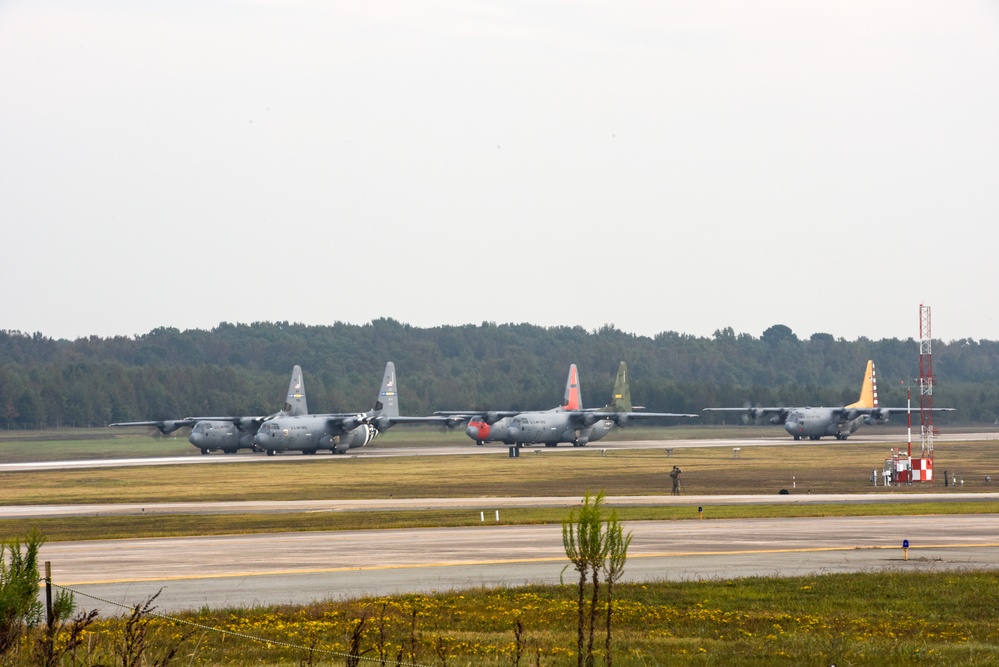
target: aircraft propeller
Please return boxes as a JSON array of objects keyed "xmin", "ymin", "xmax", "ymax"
[{"xmin": 741, "ymin": 403, "xmax": 764, "ymax": 425}]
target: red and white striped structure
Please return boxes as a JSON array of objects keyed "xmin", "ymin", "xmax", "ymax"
[
  {"xmin": 886, "ymin": 451, "xmax": 933, "ymax": 484},
  {"xmin": 919, "ymin": 304, "xmax": 936, "ymax": 460}
]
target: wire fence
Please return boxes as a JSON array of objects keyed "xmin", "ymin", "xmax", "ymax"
[{"xmin": 51, "ymin": 582, "xmax": 433, "ymax": 667}]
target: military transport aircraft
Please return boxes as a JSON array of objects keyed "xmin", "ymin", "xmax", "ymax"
[
  {"xmin": 436, "ymin": 361, "xmax": 697, "ymax": 447},
  {"xmin": 702, "ymin": 360, "xmax": 955, "ymax": 440},
  {"xmin": 110, "ymin": 365, "xmax": 309, "ymax": 454},
  {"xmin": 253, "ymin": 361, "xmax": 457, "ymax": 455}
]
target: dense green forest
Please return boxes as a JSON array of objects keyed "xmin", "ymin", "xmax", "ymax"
[{"xmin": 1, "ymin": 320, "xmax": 997, "ymax": 428}]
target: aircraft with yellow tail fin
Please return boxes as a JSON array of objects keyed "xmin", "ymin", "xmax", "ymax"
[{"xmin": 703, "ymin": 360, "xmax": 954, "ymax": 440}]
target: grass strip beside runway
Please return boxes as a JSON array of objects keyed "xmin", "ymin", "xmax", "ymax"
[{"xmin": 2, "ymin": 440, "xmax": 996, "ymax": 505}]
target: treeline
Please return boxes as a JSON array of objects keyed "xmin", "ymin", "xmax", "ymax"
[{"xmin": 1, "ymin": 320, "xmax": 998, "ymax": 428}]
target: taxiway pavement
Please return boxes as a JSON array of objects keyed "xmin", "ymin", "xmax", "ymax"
[{"xmin": 41, "ymin": 513, "xmax": 999, "ymax": 615}]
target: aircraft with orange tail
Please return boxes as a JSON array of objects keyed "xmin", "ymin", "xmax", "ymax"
[
  {"xmin": 437, "ymin": 361, "xmax": 697, "ymax": 447},
  {"xmin": 703, "ymin": 360, "xmax": 954, "ymax": 440}
]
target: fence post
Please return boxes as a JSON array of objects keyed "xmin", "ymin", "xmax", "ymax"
[{"xmin": 45, "ymin": 561, "xmax": 53, "ymax": 630}]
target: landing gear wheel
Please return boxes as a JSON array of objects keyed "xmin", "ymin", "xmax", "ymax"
[
  {"xmin": 200, "ymin": 448, "xmax": 210, "ymax": 455},
  {"xmin": 267, "ymin": 449, "xmax": 276, "ymax": 456}
]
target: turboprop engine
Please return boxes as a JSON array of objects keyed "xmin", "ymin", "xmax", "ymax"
[
  {"xmin": 481, "ymin": 411, "xmax": 503, "ymax": 425},
  {"xmin": 155, "ymin": 420, "xmax": 189, "ymax": 435},
  {"xmin": 369, "ymin": 415, "xmax": 393, "ymax": 431},
  {"xmin": 336, "ymin": 415, "xmax": 365, "ymax": 431},
  {"xmin": 864, "ymin": 409, "xmax": 890, "ymax": 425}
]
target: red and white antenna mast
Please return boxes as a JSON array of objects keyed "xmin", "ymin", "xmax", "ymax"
[{"xmin": 918, "ymin": 304, "xmax": 935, "ymax": 458}]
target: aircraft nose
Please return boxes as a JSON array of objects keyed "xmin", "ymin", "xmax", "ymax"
[
  {"xmin": 255, "ymin": 432, "xmax": 269, "ymax": 446},
  {"xmin": 507, "ymin": 426, "xmax": 520, "ymax": 441},
  {"xmin": 465, "ymin": 424, "xmax": 480, "ymax": 440}
]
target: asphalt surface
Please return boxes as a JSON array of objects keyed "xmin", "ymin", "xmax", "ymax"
[{"xmin": 43, "ymin": 513, "xmax": 999, "ymax": 615}]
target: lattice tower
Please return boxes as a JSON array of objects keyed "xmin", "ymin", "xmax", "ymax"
[{"xmin": 918, "ymin": 304, "xmax": 935, "ymax": 458}]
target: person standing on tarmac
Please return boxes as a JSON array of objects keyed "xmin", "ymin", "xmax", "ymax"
[{"xmin": 670, "ymin": 466, "xmax": 682, "ymax": 496}]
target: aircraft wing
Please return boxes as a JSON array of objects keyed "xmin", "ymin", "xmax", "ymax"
[
  {"xmin": 110, "ymin": 419, "xmax": 200, "ymax": 428},
  {"xmin": 832, "ymin": 406, "xmax": 957, "ymax": 418},
  {"xmin": 110, "ymin": 418, "xmax": 212, "ymax": 435},
  {"xmin": 702, "ymin": 407, "xmax": 792, "ymax": 424},
  {"xmin": 316, "ymin": 413, "xmax": 467, "ymax": 431},
  {"xmin": 702, "ymin": 407, "xmax": 787, "ymax": 417},
  {"xmin": 434, "ymin": 411, "xmax": 520, "ymax": 418},
  {"xmin": 568, "ymin": 411, "xmax": 698, "ymax": 427},
  {"xmin": 369, "ymin": 415, "xmax": 468, "ymax": 428},
  {"xmin": 434, "ymin": 410, "xmax": 521, "ymax": 425},
  {"xmin": 874, "ymin": 407, "xmax": 955, "ymax": 414}
]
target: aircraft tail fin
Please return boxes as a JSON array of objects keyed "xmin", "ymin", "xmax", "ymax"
[
  {"xmin": 282, "ymin": 365, "xmax": 308, "ymax": 416},
  {"xmin": 562, "ymin": 364, "xmax": 582, "ymax": 410},
  {"xmin": 846, "ymin": 360, "xmax": 877, "ymax": 409},
  {"xmin": 609, "ymin": 361, "xmax": 633, "ymax": 412},
  {"xmin": 590, "ymin": 361, "xmax": 633, "ymax": 412},
  {"xmin": 372, "ymin": 361, "xmax": 400, "ymax": 418}
]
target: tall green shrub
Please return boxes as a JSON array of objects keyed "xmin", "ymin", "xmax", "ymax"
[{"xmin": 0, "ymin": 531, "xmax": 44, "ymax": 655}]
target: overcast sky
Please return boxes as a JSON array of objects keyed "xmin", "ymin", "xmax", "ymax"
[{"xmin": 2, "ymin": 1, "xmax": 996, "ymax": 343}]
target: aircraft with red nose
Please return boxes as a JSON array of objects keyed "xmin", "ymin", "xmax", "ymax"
[{"xmin": 438, "ymin": 362, "xmax": 697, "ymax": 447}]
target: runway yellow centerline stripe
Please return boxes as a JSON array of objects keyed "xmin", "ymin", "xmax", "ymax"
[{"xmin": 58, "ymin": 542, "xmax": 999, "ymax": 587}]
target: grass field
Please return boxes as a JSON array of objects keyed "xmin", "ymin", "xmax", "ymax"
[
  {"xmin": 3, "ymin": 438, "xmax": 997, "ymax": 506},
  {"xmin": 22, "ymin": 571, "xmax": 999, "ymax": 666}
]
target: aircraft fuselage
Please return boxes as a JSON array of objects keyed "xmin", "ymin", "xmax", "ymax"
[
  {"xmin": 783, "ymin": 408, "xmax": 866, "ymax": 441},
  {"xmin": 188, "ymin": 420, "xmax": 255, "ymax": 454},
  {"xmin": 254, "ymin": 417, "xmax": 376, "ymax": 454},
  {"xmin": 466, "ymin": 410, "xmax": 615, "ymax": 447}
]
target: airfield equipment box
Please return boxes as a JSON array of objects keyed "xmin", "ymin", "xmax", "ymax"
[{"xmin": 885, "ymin": 455, "xmax": 933, "ymax": 484}]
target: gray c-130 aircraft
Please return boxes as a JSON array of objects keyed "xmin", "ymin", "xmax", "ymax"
[
  {"xmin": 703, "ymin": 360, "xmax": 955, "ymax": 440},
  {"xmin": 110, "ymin": 365, "xmax": 309, "ymax": 454},
  {"xmin": 436, "ymin": 361, "xmax": 698, "ymax": 447},
  {"xmin": 253, "ymin": 361, "xmax": 459, "ymax": 455}
]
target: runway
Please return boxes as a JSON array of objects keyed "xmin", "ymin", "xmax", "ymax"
[
  {"xmin": 4, "ymin": 431, "xmax": 996, "ymax": 473},
  {"xmin": 7, "ymin": 492, "xmax": 999, "ymax": 519},
  {"xmin": 43, "ymin": 513, "xmax": 999, "ymax": 615}
]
